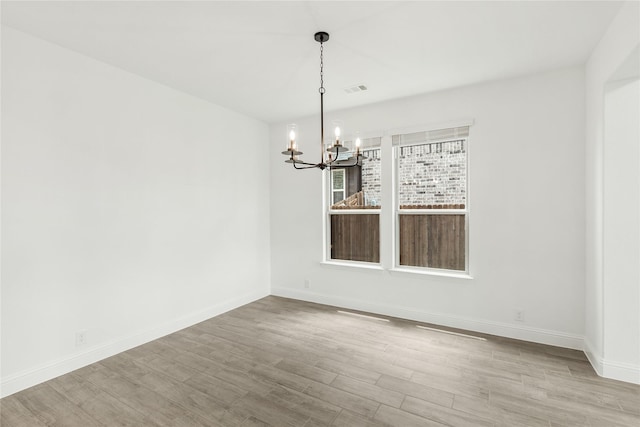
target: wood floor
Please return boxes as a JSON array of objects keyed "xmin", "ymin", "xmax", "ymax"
[{"xmin": 2, "ymin": 296, "xmax": 639, "ymax": 426}]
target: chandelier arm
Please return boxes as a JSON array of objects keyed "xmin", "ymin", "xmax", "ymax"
[
  {"xmin": 291, "ymin": 157, "xmax": 324, "ymax": 168},
  {"xmin": 293, "ymin": 161, "xmax": 325, "ymax": 170},
  {"xmin": 295, "ymin": 161, "xmax": 318, "ymax": 167},
  {"xmin": 288, "ymin": 153, "xmax": 318, "ymax": 168}
]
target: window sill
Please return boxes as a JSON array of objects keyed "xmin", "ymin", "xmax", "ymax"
[
  {"xmin": 320, "ymin": 261, "xmax": 472, "ymax": 280},
  {"xmin": 320, "ymin": 260, "xmax": 385, "ymax": 272},
  {"xmin": 389, "ymin": 267, "xmax": 473, "ymax": 280}
]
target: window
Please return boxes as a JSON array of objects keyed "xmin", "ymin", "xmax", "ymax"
[
  {"xmin": 394, "ymin": 126, "xmax": 469, "ymax": 272},
  {"xmin": 327, "ymin": 137, "xmax": 381, "ymax": 264},
  {"xmin": 324, "ymin": 124, "xmax": 471, "ymax": 276}
]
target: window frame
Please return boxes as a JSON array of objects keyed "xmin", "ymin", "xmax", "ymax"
[
  {"xmin": 393, "ymin": 135, "xmax": 470, "ymax": 275},
  {"xmin": 324, "ymin": 140, "xmax": 383, "ymax": 266}
]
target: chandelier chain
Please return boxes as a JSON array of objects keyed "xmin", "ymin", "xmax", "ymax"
[{"xmin": 319, "ymin": 42, "xmax": 325, "ymax": 94}]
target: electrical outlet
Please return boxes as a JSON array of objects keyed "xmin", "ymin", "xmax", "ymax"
[
  {"xmin": 304, "ymin": 279, "xmax": 310, "ymax": 289},
  {"xmin": 515, "ymin": 309, "xmax": 524, "ymax": 322},
  {"xmin": 75, "ymin": 331, "xmax": 88, "ymax": 347}
]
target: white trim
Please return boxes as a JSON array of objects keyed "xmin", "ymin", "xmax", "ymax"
[
  {"xmin": 466, "ymin": 132, "xmax": 472, "ymax": 275},
  {"xmin": 583, "ymin": 339, "xmax": 604, "ymax": 376},
  {"xmin": 602, "ymin": 359, "xmax": 640, "ymax": 384},
  {"xmin": 319, "ymin": 260, "xmax": 473, "ymax": 279},
  {"xmin": 320, "ymin": 260, "xmax": 385, "ymax": 271},
  {"xmin": 322, "ymin": 168, "xmax": 330, "ymax": 262},
  {"xmin": 387, "ymin": 119, "xmax": 475, "ymax": 138},
  {"xmin": 0, "ymin": 289, "xmax": 269, "ymax": 398},
  {"xmin": 584, "ymin": 340, "xmax": 640, "ymax": 384},
  {"xmin": 328, "ymin": 209, "xmax": 381, "ymax": 215},
  {"xmin": 271, "ymin": 287, "xmax": 584, "ymax": 350},
  {"xmin": 389, "ymin": 267, "xmax": 473, "ymax": 280},
  {"xmin": 380, "ymin": 135, "xmax": 394, "ymax": 270}
]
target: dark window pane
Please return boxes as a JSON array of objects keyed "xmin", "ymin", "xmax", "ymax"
[
  {"xmin": 399, "ymin": 214, "xmax": 465, "ymax": 270},
  {"xmin": 331, "ymin": 214, "xmax": 380, "ymax": 263}
]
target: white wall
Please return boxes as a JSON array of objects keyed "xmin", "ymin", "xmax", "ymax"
[
  {"xmin": 603, "ymin": 77, "xmax": 640, "ymax": 382},
  {"xmin": 270, "ymin": 67, "xmax": 586, "ymax": 349},
  {"xmin": 1, "ymin": 27, "xmax": 271, "ymax": 396},
  {"xmin": 585, "ymin": 1, "xmax": 640, "ymax": 383}
]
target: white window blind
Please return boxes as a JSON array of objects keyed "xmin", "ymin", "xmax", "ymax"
[{"xmin": 392, "ymin": 126, "xmax": 469, "ymax": 146}]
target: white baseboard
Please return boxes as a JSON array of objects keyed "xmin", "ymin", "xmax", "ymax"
[
  {"xmin": 271, "ymin": 287, "xmax": 584, "ymax": 350},
  {"xmin": 602, "ymin": 359, "xmax": 640, "ymax": 384},
  {"xmin": 583, "ymin": 339, "xmax": 604, "ymax": 376},
  {"xmin": 583, "ymin": 339, "xmax": 640, "ymax": 384},
  {"xmin": 0, "ymin": 289, "xmax": 269, "ymax": 398}
]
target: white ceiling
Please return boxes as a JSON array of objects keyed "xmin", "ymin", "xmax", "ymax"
[{"xmin": 2, "ymin": 1, "xmax": 622, "ymax": 123}]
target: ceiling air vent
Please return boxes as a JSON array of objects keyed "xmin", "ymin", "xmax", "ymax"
[{"xmin": 344, "ymin": 84, "xmax": 368, "ymax": 94}]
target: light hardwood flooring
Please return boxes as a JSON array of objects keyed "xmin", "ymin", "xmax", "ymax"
[{"xmin": 2, "ymin": 296, "xmax": 639, "ymax": 426}]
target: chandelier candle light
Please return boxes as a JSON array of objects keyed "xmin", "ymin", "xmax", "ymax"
[{"xmin": 282, "ymin": 31, "xmax": 365, "ymax": 170}]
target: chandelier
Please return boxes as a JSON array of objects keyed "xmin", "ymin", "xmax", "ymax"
[{"xmin": 282, "ymin": 32, "xmax": 365, "ymax": 170}]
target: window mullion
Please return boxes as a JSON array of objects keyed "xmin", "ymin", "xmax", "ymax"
[{"xmin": 380, "ymin": 135, "xmax": 394, "ymax": 270}]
